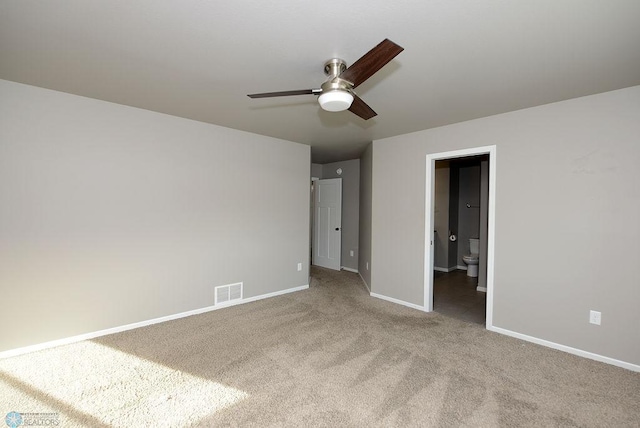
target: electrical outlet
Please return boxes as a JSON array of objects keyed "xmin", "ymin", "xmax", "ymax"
[
  {"xmin": 297, "ymin": 263, "xmax": 302, "ymax": 272},
  {"xmin": 589, "ymin": 310, "xmax": 601, "ymax": 325},
  {"xmin": 350, "ymin": 250, "xmax": 354, "ymax": 257}
]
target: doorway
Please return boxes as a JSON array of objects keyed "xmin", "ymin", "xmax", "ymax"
[{"xmin": 424, "ymin": 146, "xmax": 496, "ymax": 328}]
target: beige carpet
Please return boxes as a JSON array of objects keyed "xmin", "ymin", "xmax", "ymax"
[{"xmin": 1, "ymin": 267, "xmax": 639, "ymax": 427}]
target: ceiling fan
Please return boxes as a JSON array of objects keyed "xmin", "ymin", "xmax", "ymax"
[{"xmin": 247, "ymin": 39, "xmax": 404, "ymax": 120}]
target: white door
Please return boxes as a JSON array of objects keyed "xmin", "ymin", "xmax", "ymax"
[{"xmin": 313, "ymin": 178, "xmax": 342, "ymax": 270}]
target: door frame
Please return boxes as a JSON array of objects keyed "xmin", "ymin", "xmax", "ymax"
[{"xmin": 424, "ymin": 145, "xmax": 496, "ymax": 328}]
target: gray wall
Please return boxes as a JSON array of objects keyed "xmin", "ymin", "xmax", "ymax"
[
  {"xmin": 371, "ymin": 85, "xmax": 640, "ymax": 366},
  {"xmin": 0, "ymin": 80, "xmax": 310, "ymax": 352},
  {"xmin": 358, "ymin": 144, "xmax": 372, "ymax": 288},
  {"xmin": 322, "ymin": 159, "xmax": 360, "ymax": 271},
  {"xmin": 311, "ymin": 163, "xmax": 323, "ymax": 179},
  {"xmin": 456, "ymin": 163, "xmax": 481, "ymax": 266}
]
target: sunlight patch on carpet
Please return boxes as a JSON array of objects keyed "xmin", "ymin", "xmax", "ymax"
[{"xmin": 0, "ymin": 341, "xmax": 248, "ymax": 427}]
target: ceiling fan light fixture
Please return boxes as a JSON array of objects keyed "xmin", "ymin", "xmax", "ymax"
[{"xmin": 318, "ymin": 90, "xmax": 354, "ymax": 112}]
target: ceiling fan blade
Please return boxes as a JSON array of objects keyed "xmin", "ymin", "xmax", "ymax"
[
  {"xmin": 340, "ymin": 39, "xmax": 404, "ymax": 88},
  {"xmin": 348, "ymin": 94, "xmax": 377, "ymax": 120},
  {"xmin": 247, "ymin": 89, "xmax": 318, "ymax": 98}
]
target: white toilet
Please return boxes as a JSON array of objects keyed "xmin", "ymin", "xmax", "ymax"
[{"xmin": 462, "ymin": 238, "xmax": 479, "ymax": 277}]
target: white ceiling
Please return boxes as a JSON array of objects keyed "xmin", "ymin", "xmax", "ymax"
[{"xmin": 2, "ymin": 1, "xmax": 639, "ymax": 163}]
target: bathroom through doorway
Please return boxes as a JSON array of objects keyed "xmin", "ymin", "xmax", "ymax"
[{"xmin": 424, "ymin": 146, "xmax": 496, "ymax": 328}]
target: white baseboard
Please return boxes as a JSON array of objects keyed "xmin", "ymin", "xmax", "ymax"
[
  {"xmin": 240, "ymin": 284, "xmax": 309, "ymax": 304},
  {"xmin": 435, "ymin": 266, "xmax": 470, "ymax": 273},
  {"xmin": 476, "ymin": 286, "xmax": 487, "ymax": 292},
  {"xmin": 341, "ymin": 266, "xmax": 359, "ymax": 273},
  {"xmin": 434, "ymin": 266, "xmax": 457, "ymax": 273},
  {"xmin": 358, "ymin": 272, "xmax": 371, "ymax": 293},
  {"xmin": 0, "ymin": 284, "xmax": 309, "ymax": 359},
  {"xmin": 370, "ymin": 292, "xmax": 426, "ymax": 312},
  {"xmin": 488, "ymin": 325, "xmax": 640, "ymax": 372}
]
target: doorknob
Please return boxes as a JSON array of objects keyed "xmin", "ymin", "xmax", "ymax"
[{"xmin": 335, "ymin": 227, "xmax": 341, "ymax": 231}]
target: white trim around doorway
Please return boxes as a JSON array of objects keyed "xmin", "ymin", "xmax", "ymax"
[{"xmin": 424, "ymin": 145, "xmax": 496, "ymax": 329}]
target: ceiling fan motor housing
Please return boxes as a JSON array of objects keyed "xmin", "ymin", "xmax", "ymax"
[
  {"xmin": 318, "ymin": 58, "xmax": 354, "ymax": 111},
  {"xmin": 324, "ymin": 58, "xmax": 347, "ymax": 78}
]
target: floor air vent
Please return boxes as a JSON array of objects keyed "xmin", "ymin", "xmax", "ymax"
[{"xmin": 215, "ymin": 282, "xmax": 243, "ymax": 305}]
